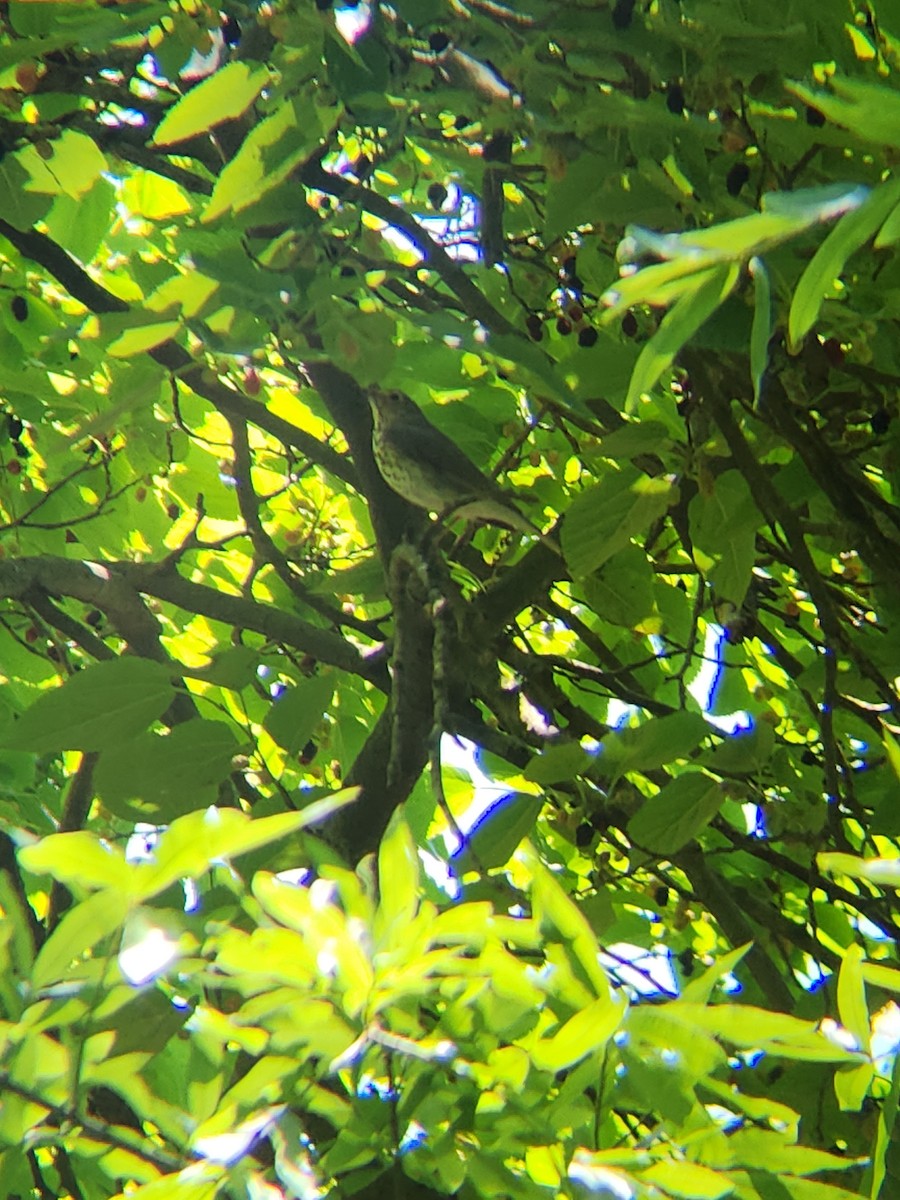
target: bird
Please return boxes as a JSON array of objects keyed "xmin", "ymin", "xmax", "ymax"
[{"xmin": 367, "ymin": 385, "xmax": 542, "ymax": 537}]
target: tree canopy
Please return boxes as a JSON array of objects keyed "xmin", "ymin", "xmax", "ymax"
[{"xmin": 2, "ymin": 0, "xmax": 900, "ymax": 1197}]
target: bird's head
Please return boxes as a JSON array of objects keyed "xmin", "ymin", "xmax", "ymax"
[{"xmin": 367, "ymin": 386, "xmax": 416, "ymax": 427}]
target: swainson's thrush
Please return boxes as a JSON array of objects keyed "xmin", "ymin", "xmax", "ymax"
[{"xmin": 367, "ymin": 386, "xmax": 538, "ymax": 535}]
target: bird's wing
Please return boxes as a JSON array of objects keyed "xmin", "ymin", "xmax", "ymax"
[{"xmin": 386, "ymin": 415, "xmax": 510, "ymax": 501}]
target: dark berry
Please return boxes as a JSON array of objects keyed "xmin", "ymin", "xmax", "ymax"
[
  {"xmin": 678, "ymin": 947, "xmax": 695, "ymax": 975},
  {"xmin": 427, "ymin": 182, "xmax": 448, "ymax": 210},
  {"xmin": 621, "ymin": 311, "xmax": 638, "ymax": 338},
  {"xmin": 526, "ymin": 314, "xmax": 544, "ymax": 342},
  {"xmin": 575, "ymin": 822, "xmax": 594, "ymax": 848},
  {"xmin": 666, "ymin": 82, "xmax": 684, "ymax": 114},
  {"xmin": 561, "ymin": 255, "xmax": 577, "ymax": 279},
  {"xmin": 455, "ymin": 114, "xmax": 473, "ymax": 129},
  {"xmin": 805, "ymin": 105, "xmax": 826, "ymax": 127},
  {"xmin": 871, "ymin": 408, "xmax": 891, "ymax": 435},
  {"xmin": 6, "ymin": 415, "xmax": 23, "ymax": 439},
  {"xmin": 556, "ymin": 317, "xmax": 573, "ymax": 335},
  {"xmin": 11, "ymin": 295, "xmax": 27, "ymax": 322},
  {"xmin": 578, "ymin": 326, "xmax": 598, "ymax": 348},
  {"xmin": 483, "ymin": 132, "xmax": 512, "ymax": 162},
  {"xmin": 221, "ymin": 14, "xmax": 241, "ymax": 44},
  {"xmin": 654, "ymin": 885, "xmax": 669, "ymax": 908},
  {"xmin": 612, "ymin": 0, "xmax": 636, "ymax": 29},
  {"xmin": 726, "ymin": 161, "xmax": 750, "ymax": 197},
  {"xmin": 428, "ymin": 31, "xmax": 450, "ymax": 53}
]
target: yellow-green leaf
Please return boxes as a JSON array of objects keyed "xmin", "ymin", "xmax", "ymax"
[{"xmin": 152, "ymin": 62, "xmax": 270, "ymax": 147}]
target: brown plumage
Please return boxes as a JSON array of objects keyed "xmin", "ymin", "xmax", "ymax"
[{"xmin": 367, "ymin": 386, "xmax": 538, "ymax": 536}]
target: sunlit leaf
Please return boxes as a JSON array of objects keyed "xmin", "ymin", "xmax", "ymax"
[
  {"xmin": 0, "ymin": 658, "xmax": 174, "ymax": 753},
  {"xmin": 452, "ymin": 792, "xmax": 543, "ymax": 873},
  {"xmin": 152, "ymin": 62, "xmax": 271, "ymax": 147},
  {"xmin": 787, "ymin": 76, "xmax": 900, "ymax": 151}
]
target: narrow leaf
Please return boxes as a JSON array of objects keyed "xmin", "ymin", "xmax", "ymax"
[
  {"xmin": 749, "ymin": 256, "xmax": 771, "ymax": 404},
  {"xmin": 788, "ymin": 177, "xmax": 900, "ymax": 352},
  {"xmin": 625, "ymin": 264, "xmax": 740, "ymax": 412},
  {"xmin": 837, "ymin": 944, "xmax": 871, "ymax": 1053}
]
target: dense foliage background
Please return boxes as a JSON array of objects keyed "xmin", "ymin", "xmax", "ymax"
[{"xmin": 2, "ymin": 0, "xmax": 900, "ymax": 1197}]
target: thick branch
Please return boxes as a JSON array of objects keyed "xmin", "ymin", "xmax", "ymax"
[{"xmin": 0, "ymin": 557, "xmax": 388, "ymax": 689}]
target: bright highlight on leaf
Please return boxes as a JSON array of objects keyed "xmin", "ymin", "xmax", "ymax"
[{"xmin": 152, "ymin": 63, "xmax": 271, "ymax": 147}]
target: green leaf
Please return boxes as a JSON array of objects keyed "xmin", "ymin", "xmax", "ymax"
[
  {"xmin": 818, "ymin": 852, "xmax": 900, "ymax": 888},
  {"xmin": 374, "ymin": 815, "xmax": 419, "ymax": 945},
  {"xmin": 834, "ymin": 1061, "xmax": 874, "ymax": 1114},
  {"xmin": 625, "ymin": 264, "xmax": 740, "ymax": 412},
  {"xmin": 867, "ymin": 1046, "xmax": 900, "ymax": 1198},
  {"xmin": 15, "ymin": 130, "xmax": 108, "ymax": 199},
  {"xmin": 152, "ymin": 62, "xmax": 271, "ymax": 147},
  {"xmin": 263, "ymin": 673, "xmax": 334, "ymax": 757},
  {"xmin": 836, "ymin": 943, "xmax": 870, "ymax": 1053},
  {"xmin": 639, "ymin": 1159, "xmax": 733, "ymax": 1199},
  {"xmin": 531, "ymin": 993, "xmax": 625, "ymax": 1072},
  {"xmin": 582, "ymin": 544, "xmax": 658, "ymax": 630},
  {"xmin": 673, "ymin": 1002, "xmax": 864, "ymax": 1062},
  {"xmin": 121, "ymin": 169, "xmax": 193, "ymax": 220},
  {"xmin": 608, "ymin": 183, "xmax": 868, "ymax": 305},
  {"xmin": 600, "ymin": 711, "xmax": 710, "ymax": 778},
  {"xmin": 689, "ymin": 470, "xmax": 762, "ymax": 608},
  {"xmin": 31, "ymin": 889, "xmax": 130, "ymax": 989},
  {"xmin": 108, "ymin": 320, "xmax": 182, "ymax": 357},
  {"xmin": 133, "ymin": 794, "xmax": 358, "ymax": 900},
  {"xmin": 524, "ymin": 742, "xmax": 594, "ymax": 786},
  {"xmin": 875, "ymin": 198, "xmax": 900, "ymax": 249},
  {"xmin": 701, "ymin": 720, "xmax": 775, "ymax": 775},
  {"xmin": 787, "ymin": 76, "xmax": 900, "ymax": 151},
  {"xmin": 188, "ymin": 646, "xmax": 260, "ymax": 690},
  {"xmin": 203, "ymin": 99, "xmax": 316, "ymax": 223},
  {"xmin": 882, "ymin": 725, "xmax": 900, "ymax": 784},
  {"xmin": 562, "ymin": 467, "xmax": 677, "ymax": 578},
  {"xmin": 726, "ymin": 1126, "xmax": 865, "ymax": 1174},
  {"xmin": 525, "ymin": 848, "xmax": 612, "ymax": 997},
  {"xmin": 788, "ymin": 177, "xmax": 900, "ymax": 352},
  {"xmin": 453, "ymin": 792, "xmax": 543, "ymax": 873},
  {"xmin": 18, "ymin": 831, "xmax": 132, "ymax": 894},
  {"xmin": 94, "ymin": 720, "xmax": 240, "ymax": 822},
  {"xmin": 627, "ymin": 772, "xmax": 723, "ymax": 854},
  {"xmin": 0, "ymin": 658, "xmax": 175, "ymax": 753},
  {"xmin": 681, "ymin": 944, "xmax": 752, "ymax": 1004},
  {"xmin": 749, "ymin": 256, "xmax": 771, "ymax": 405},
  {"xmin": 860, "ymin": 961, "xmax": 900, "ymax": 991}
]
